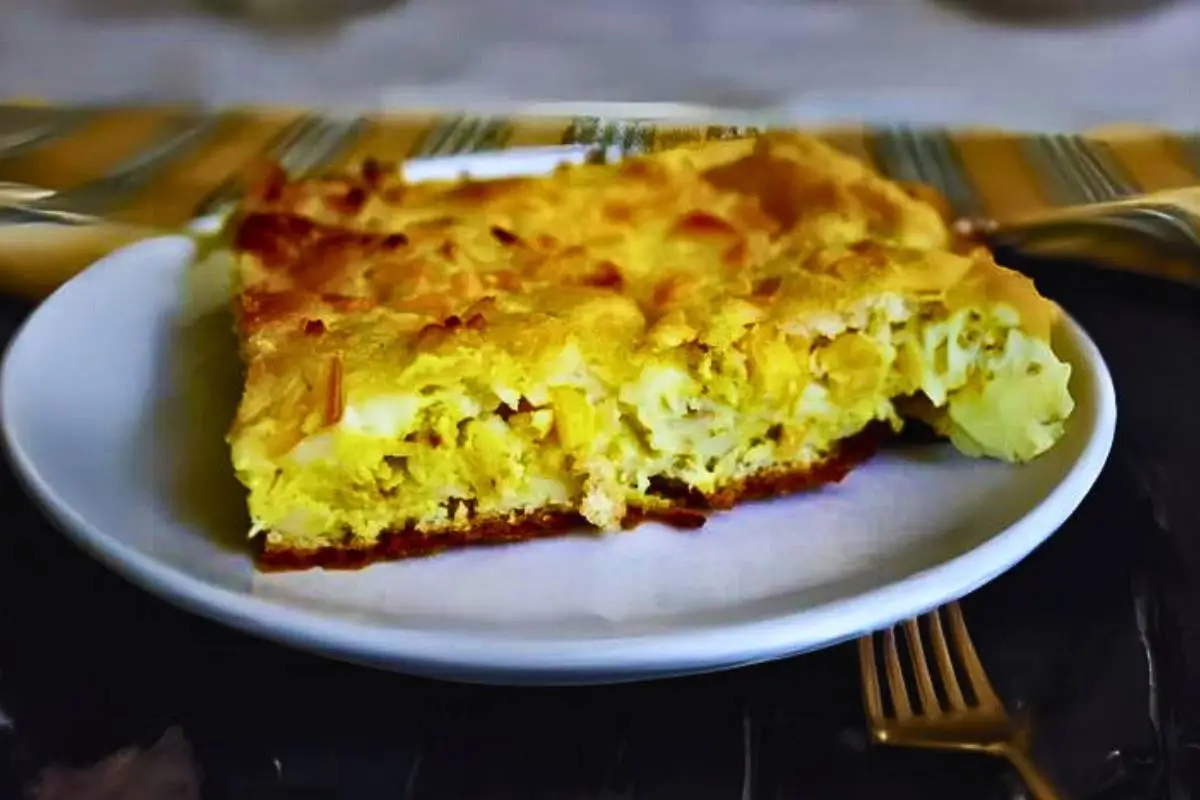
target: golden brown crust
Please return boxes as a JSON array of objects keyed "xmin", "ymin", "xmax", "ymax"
[
  {"xmin": 254, "ymin": 423, "xmax": 887, "ymax": 571},
  {"xmin": 230, "ymin": 132, "xmax": 953, "ymax": 338}
]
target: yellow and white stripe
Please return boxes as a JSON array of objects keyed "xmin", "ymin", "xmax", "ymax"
[{"xmin": 1, "ymin": 102, "xmax": 1199, "ymax": 298}]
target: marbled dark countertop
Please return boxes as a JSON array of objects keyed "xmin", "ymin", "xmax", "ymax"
[{"xmin": 0, "ymin": 254, "xmax": 1196, "ymax": 799}]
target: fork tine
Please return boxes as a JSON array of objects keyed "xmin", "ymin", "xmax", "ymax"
[
  {"xmin": 927, "ymin": 607, "xmax": 967, "ymax": 710},
  {"xmin": 193, "ymin": 115, "xmax": 320, "ymax": 216},
  {"xmin": 946, "ymin": 601, "xmax": 1003, "ymax": 709},
  {"xmin": 857, "ymin": 636, "xmax": 885, "ymax": 725},
  {"xmin": 902, "ymin": 618, "xmax": 940, "ymax": 714},
  {"xmin": 882, "ymin": 627, "xmax": 913, "ymax": 721}
]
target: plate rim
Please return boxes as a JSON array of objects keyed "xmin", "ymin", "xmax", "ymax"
[{"xmin": 0, "ymin": 234, "xmax": 1118, "ymax": 683}]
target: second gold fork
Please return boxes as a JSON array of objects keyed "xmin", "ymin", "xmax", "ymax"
[{"xmin": 858, "ymin": 602, "xmax": 1063, "ymax": 800}]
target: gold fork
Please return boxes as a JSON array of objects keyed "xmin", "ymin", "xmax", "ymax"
[{"xmin": 858, "ymin": 602, "xmax": 1063, "ymax": 800}]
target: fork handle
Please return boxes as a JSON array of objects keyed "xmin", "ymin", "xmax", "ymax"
[{"xmin": 1007, "ymin": 748, "xmax": 1063, "ymax": 800}]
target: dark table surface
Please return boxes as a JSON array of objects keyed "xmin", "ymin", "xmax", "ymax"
[{"xmin": 0, "ymin": 253, "xmax": 1197, "ymax": 800}]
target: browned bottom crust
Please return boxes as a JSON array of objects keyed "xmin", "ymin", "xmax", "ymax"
[{"xmin": 255, "ymin": 423, "xmax": 889, "ymax": 572}]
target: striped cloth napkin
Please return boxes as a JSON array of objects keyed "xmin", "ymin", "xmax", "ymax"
[{"xmin": 1, "ymin": 103, "xmax": 1198, "ymax": 298}]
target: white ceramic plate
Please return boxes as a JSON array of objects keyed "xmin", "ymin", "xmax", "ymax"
[
  {"xmin": 1, "ymin": 203, "xmax": 1116, "ymax": 686},
  {"xmin": 0, "ymin": 235, "xmax": 1117, "ymax": 685}
]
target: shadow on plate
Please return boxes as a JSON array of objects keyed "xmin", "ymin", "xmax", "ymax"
[{"xmin": 145, "ymin": 302, "xmax": 250, "ymax": 555}]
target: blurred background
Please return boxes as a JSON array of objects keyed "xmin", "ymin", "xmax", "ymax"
[
  {"xmin": 0, "ymin": 0, "xmax": 1197, "ymax": 130},
  {"xmin": 2, "ymin": 4, "xmax": 1200, "ymax": 800}
]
